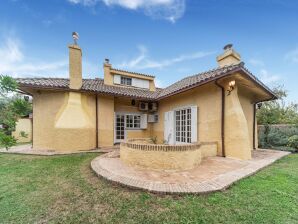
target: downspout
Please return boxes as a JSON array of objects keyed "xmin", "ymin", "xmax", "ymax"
[
  {"xmin": 215, "ymin": 80, "xmax": 226, "ymax": 157},
  {"xmin": 253, "ymin": 103, "xmax": 256, "ymax": 150},
  {"xmin": 95, "ymin": 94, "xmax": 98, "ymax": 149}
]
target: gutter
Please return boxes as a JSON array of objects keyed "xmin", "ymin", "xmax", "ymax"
[
  {"xmin": 95, "ymin": 94, "xmax": 98, "ymax": 149},
  {"xmin": 215, "ymin": 80, "xmax": 226, "ymax": 157},
  {"xmin": 253, "ymin": 103, "xmax": 256, "ymax": 150}
]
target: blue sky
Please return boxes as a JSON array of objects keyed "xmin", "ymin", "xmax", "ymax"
[{"xmin": 0, "ymin": 0, "xmax": 298, "ymax": 102}]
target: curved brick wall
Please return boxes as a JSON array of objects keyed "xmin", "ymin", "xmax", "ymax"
[{"xmin": 120, "ymin": 139, "xmax": 217, "ymax": 171}]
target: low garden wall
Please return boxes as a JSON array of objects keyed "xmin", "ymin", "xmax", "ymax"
[{"xmin": 120, "ymin": 138, "xmax": 217, "ymax": 171}]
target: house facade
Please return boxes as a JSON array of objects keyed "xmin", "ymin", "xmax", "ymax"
[{"xmin": 17, "ymin": 42, "xmax": 276, "ymax": 160}]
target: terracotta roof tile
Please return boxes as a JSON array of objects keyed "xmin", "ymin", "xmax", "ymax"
[
  {"xmin": 111, "ymin": 68, "xmax": 155, "ymax": 78},
  {"xmin": 16, "ymin": 63, "xmax": 276, "ymax": 100},
  {"xmin": 16, "ymin": 77, "xmax": 162, "ymax": 100}
]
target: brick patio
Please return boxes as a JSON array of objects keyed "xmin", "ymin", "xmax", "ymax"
[
  {"xmin": 91, "ymin": 149, "xmax": 290, "ymax": 194},
  {"xmin": 0, "ymin": 144, "xmax": 118, "ymax": 155}
]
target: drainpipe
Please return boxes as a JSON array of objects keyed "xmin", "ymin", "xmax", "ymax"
[
  {"xmin": 215, "ymin": 80, "xmax": 226, "ymax": 157},
  {"xmin": 253, "ymin": 103, "xmax": 256, "ymax": 150},
  {"xmin": 95, "ymin": 94, "xmax": 98, "ymax": 149}
]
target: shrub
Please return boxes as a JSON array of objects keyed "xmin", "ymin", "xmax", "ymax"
[
  {"xmin": 0, "ymin": 131, "xmax": 17, "ymax": 150},
  {"xmin": 258, "ymin": 124, "xmax": 298, "ymax": 152},
  {"xmin": 150, "ymin": 136, "xmax": 157, "ymax": 144},
  {"xmin": 19, "ymin": 131, "xmax": 28, "ymax": 138},
  {"xmin": 287, "ymin": 135, "xmax": 298, "ymax": 152}
]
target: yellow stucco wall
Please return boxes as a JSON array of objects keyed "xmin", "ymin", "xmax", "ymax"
[
  {"xmin": 114, "ymin": 97, "xmax": 152, "ymax": 141},
  {"xmin": 32, "ymin": 90, "xmax": 96, "ymax": 151},
  {"xmin": 30, "ymin": 76, "xmax": 257, "ymax": 158},
  {"xmin": 97, "ymin": 95, "xmax": 114, "ymax": 147},
  {"xmin": 200, "ymin": 142, "xmax": 218, "ymax": 158},
  {"xmin": 12, "ymin": 118, "xmax": 32, "ymax": 143},
  {"xmin": 103, "ymin": 63, "xmax": 156, "ymax": 91},
  {"xmin": 224, "ymin": 82, "xmax": 252, "ymax": 160},
  {"xmin": 54, "ymin": 92, "xmax": 96, "ymax": 151},
  {"xmin": 120, "ymin": 141, "xmax": 217, "ymax": 170},
  {"xmin": 33, "ymin": 91, "xmax": 65, "ymax": 150},
  {"xmin": 69, "ymin": 45, "xmax": 82, "ymax": 89},
  {"xmin": 153, "ymin": 82, "xmax": 223, "ymax": 155},
  {"xmin": 238, "ymin": 87, "xmax": 255, "ymax": 150}
]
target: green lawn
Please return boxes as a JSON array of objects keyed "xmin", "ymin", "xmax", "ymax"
[{"xmin": 0, "ymin": 153, "xmax": 297, "ymax": 224}]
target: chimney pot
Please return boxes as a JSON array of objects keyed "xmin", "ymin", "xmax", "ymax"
[
  {"xmin": 105, "ymin": 58, "xmax": 110, "ymax": 64},
  {"xmin": 223, "ymin": 44, "xmax": 233, "ymax": 51}
]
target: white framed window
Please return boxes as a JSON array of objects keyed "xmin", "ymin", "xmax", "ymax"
[
  {"xmin": 121, "ymin": 76, "xmax": 132, "ymax": 86},
  {"xmin": 126, "ymin": 114, "xmax": 141, "ymax": 129},
  {"xmin": 175, "ymin": 108, "xmax": 192, "ymax": 143}
]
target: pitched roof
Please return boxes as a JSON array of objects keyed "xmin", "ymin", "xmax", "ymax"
[
  {"xmin": 16, "ymin": 63, "xmax": 276, "ymax": 100},
  {"xmin": 157, "ymin": 62, "xmax": 276, "ymax": 99},
  {"xmin": 16, "ymin": 78, "xmax": 162, "ymax": 100},
  {"xmin": 111, "ymin": 68, "xmax": 155, "ymax": 78}
]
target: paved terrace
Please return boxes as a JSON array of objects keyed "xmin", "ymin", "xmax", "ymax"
[
  {"xmin": 0, "ymin": 144, "xmax": 117, "ymax": 155},
  {"xmin": 91, "ymin": 149, "xmax": 290, "ymax": 194}
]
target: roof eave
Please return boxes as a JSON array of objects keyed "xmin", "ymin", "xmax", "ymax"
[
  {"xmin": 17, "ymin": 84, "xmax": 156, "ymax": 101},
  {"xmin": 156, "ymin": 66, "xmax": 277, "ymax": 101}
]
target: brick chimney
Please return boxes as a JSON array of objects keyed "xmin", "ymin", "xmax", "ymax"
[
  {"xmin": 216, "ymin": 44, "xmax": 241, "ymax": 67},
  {"xmin": 103, "ymin": 58, "xmax": 113, "ymax": 85},
  {"xmin": 69, "ymin": 44, "xmax": 82, "ymax": 89}
]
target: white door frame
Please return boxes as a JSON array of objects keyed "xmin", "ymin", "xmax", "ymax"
[{"xmin": 114, "ymin": 113, "xmax": 127, "ymax": 143}]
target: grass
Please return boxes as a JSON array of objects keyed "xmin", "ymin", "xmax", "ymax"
[{"xmin": 0, "ymin": 153, "xmax": 297, "ymax": 224}]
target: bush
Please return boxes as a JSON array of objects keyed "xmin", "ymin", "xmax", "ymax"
[
  {"xmin": 0, "ymin": 131, "xmax": 17, "ymax": 150},
  {"xmin": 258, "ymin": 124, "xmax": 298, "ymax": 152},
  {"xmin": 287, "ymin": 135, "xmax": 298, "ymax": 152}
]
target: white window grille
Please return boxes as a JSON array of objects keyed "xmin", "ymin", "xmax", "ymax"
[
  {"xmin": 126, "ymin": 115, "xmax": 141, "ymax": 129},
  {"xmin": 175, "ymin": 108, "xmax": 192, "ymax": 143},
  {"xmin": 121, "ymin": 76, "xmax": 132, "ymax": 86}
]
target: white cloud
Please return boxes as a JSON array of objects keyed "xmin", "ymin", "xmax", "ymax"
[
  {"xmin": 0, "ymin": 36, "xmax": 68, "ymax": 78},
  {"xmin": 248, "ymin": 58, "xmax": 265, "ymax": 67},
  {"xmin": 285, "ymin": 48, "xmax": 298, "ymax": 63},
  {"xmin": 118, "ymin": 45, "xmax": 214, "ymax": 69},
  {"xmin": 67, "ymin": 0, "xmax": 186, "ymax": 22},
  {"xmin": 259, "ymin": 69, "xmax": 280, "ymax": 85},
  {"xmin": 155, "ymin": 78, "xmax": 163, "ymax": 88}
]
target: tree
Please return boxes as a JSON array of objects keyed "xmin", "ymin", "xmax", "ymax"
[
  {"xmin": 257, "ymin": 85, "xmax": 298, "ymax": 125},
  {"xmin": 0, "ymin": 75, "xmax": 32, "ymax": 150},
  {"xmin": 0, "ymin": 75, "xmax": 18, "ymax": 97}
]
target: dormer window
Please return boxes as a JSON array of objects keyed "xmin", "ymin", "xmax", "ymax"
[
  {"xmin": 114, "ymin": 74, "xmax": 149, "ymax": 89},
  {"xmin": 121, "ymin": 76, "xmax": 132, "ymax": 86}
]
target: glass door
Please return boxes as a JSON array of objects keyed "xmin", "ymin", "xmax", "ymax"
[
  {"xmin": 175, "ymin": 108, "xmax": 191, "ymax": 144},
  {"xmin": 115, "ymin": 114, "xmax": 125, "ymax": 143}
]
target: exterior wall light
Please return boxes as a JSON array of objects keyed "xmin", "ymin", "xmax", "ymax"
[
  {"xmin": 257, "ymin": 102, "xmax": 263, "ymax": 109},
  {"xmin": 227, "ymin": 80, "xmax": 236, "ymax": 95}
]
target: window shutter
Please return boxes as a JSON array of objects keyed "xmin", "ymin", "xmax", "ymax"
[
  {"xmin": 132, "ymin": 78, "xmax": 137, "ymax": 87},
  {"xmin": 191, "ymin": 106, "xmax": 198, "ymax": 143},
  {"xmin": 164, "ymin": 112, "xmax": 169, "ymax": 143},
  {"xmin": 143, "ymin": 80, "xmax": 149, "ymax": 89},
  {"xmin": 140, "ymin": 114, "xmax": 147, "ymax": 129},
  {"xmin": 114, "ymin": 75, "xmax": 120, "ymax": 84},
  {"xmin": 132, "ymin": 78, "xmax": 150, "ymax": 89},
  {"xmin": 164, "ymin": 111, "xmax": 174, "ymax": 144}
]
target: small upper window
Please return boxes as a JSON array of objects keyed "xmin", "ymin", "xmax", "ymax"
[{"xmin": 121, "ymin": 76, "xmax": 132, "ymax": 86}]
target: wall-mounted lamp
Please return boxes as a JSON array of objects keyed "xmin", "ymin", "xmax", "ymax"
[
  {"xmin": 257, "ymin": 103, "xmax": 263, "ymax": 109},
  {"xmin": 227, "ymin": 80, "xmax": 236, "ymax": 95}
]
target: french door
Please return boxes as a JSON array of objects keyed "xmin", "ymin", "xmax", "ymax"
[
  {"xmin": 175, "ymin": 108, "xmax": 192, "ymax": 144},
  {"xmin": 115, "ymin": 114, "xmax": 126, "ymax": 143}
]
